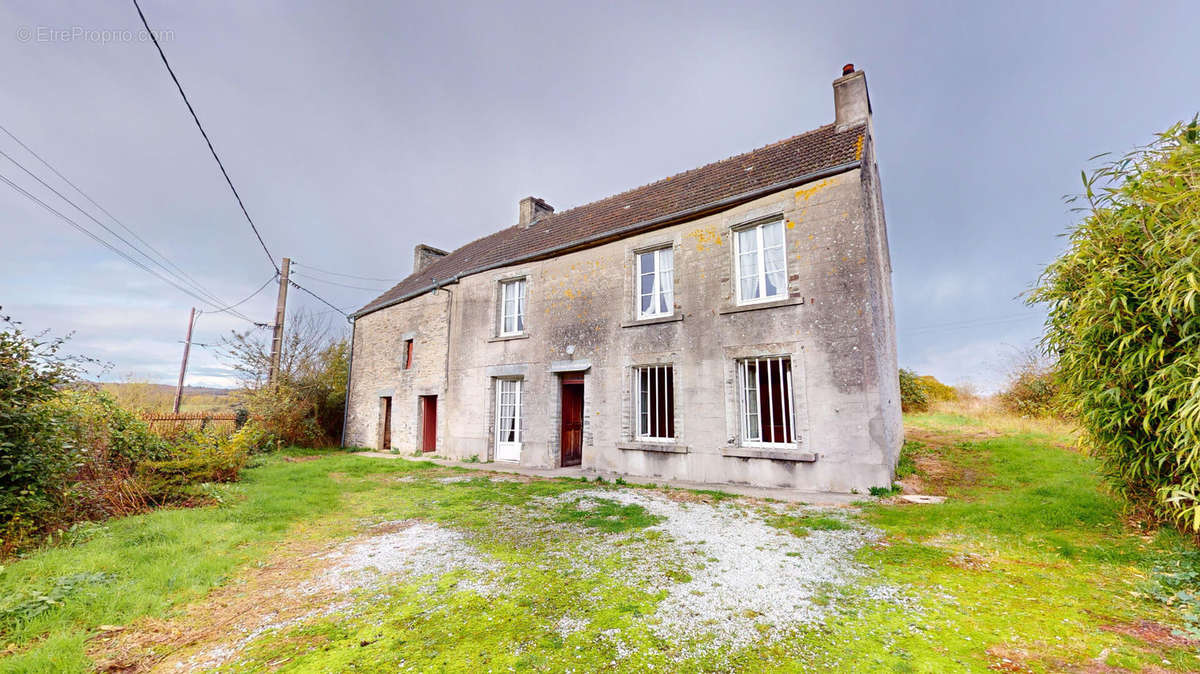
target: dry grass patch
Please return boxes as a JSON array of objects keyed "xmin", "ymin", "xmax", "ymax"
[
  {"xmin": 899, "ymin": 429, "xmax": 994, "ymax": 496},
  {"xmin": 1100, "ymin": 620, "xmax": 1199, "ymax": 650},
  {"xmin": 88, "ymin": 533, "xmax": 339, "ymax": 672}
]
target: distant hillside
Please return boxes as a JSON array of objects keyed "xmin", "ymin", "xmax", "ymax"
[{"xmin": 96, "ymin": 382, "xmax": 236, "ymax": 413}]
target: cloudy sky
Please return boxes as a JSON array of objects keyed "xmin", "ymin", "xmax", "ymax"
[{"xmin": 1, "ymin": 1, "xmax": 1196, "ymax": 390}]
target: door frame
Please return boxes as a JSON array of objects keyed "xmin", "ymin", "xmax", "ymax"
[
  {"xmin": 419, "ymin": 395, "xmax": 437, "ymax": 453},
  {"xmin": 494, "ymin": 378, "xmax": 522, "ymax": 462},
  {"xmin": 379, "ymin": 396, "xmax": 392, "ymax": 450},
  {"xmin": 558, "ymin": 374, "xmax": 585, "ymax": 467}
]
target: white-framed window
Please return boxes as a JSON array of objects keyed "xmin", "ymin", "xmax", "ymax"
[
  {"xmin": 495, "ymin": 378, "xmax": 522, "ymax": 461},
  {"xmin": 738, "ymin": 356, "xmax": 796, "ymax": 446},
  {"xmin": 634, "ymin": 364, "xmax": 675, "ymax": 441},
  {"xmin": 499, "ymin": 278, "xmax": 526, "ymax": 336},
  {"xmin": 734, "ymin": 219, "xmax": 787, "ymax": 305},
  {"xmin": 636, "ymin": 247, "xmax": 674, "ymax": 319}
]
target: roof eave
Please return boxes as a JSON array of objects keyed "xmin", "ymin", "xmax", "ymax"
[{"xmin": 353, "ymin": 159, "xmax": 862, "ymax": 320}]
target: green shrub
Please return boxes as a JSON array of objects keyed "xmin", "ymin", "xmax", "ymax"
[
  {"xmin": 136, "ymin": 434, "xmax": 249, "ymax": 503},
  {"xmin": 226, "ymin": 421, "xmax": 280, "ymax": 456},
  {"xmin": 918, "ymin": 375, "xmax": 958, "ymax": 402},
  {"xmin": 997, "ymin": 361, "xmax": 1060, "ymax": 417},
  {"xmin": 56, "ymin": 390, "xmax": 170, "ymax": 464},
  {"xmin": 1030, "ymin": 118, "xmax": 1200, "ymax": 530},
  {"xmin": 3, "ymin": 314, "xmax": 259, "ymax": 554},
  {"xmin": 1, "ymin": 324, "xmax": 79, "ymax": 550},
  {"xmin": 898, "ymin": 368, "xmax": 929, "ymax": 413},
  {"xmin": 237, "ymin": 385, "xmax": 325, "ymax": 448}
]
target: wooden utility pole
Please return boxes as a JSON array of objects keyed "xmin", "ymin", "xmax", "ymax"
[
  {"xmin": 268, "ymin": 257, "xmax": 291, "ymax": 386},
  {"xmin": 172, "ymin": 307, "xmax": 196, "ymax": 414}
]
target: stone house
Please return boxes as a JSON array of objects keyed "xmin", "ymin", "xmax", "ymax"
[{"xmin": 344, "ymin": 66, "xmax": 901, "ymax": 492}]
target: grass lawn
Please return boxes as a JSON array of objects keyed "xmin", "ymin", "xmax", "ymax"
[{"xmin": 2, "ymin": 411, "xmax": 1198, "ymax": 672}]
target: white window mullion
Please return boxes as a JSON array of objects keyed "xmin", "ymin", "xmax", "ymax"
[
  {"xmin": 653, "ymin": 250, "xmax": 663, "ymax": 314},
  {"xmin": 650, "ymin": 263, "xmax": 661, "ymax": 318},
  {"xmin": 756, "ymin": 227, "xmax": 766, "ymax": 301},
  {"xmin": 656, "ymin": 365, "xmax": 663, "ymax": 438},
  {"xmin": 655, "ymin": 365, "xmax": 662, "ymax": 438},
  {"xmin": 514, "ymin": 380, "xmax": 522, "ymax": 443},
  {"xmin": 782, "ymin": 358, "xmax": 794, "ymax": 444}
]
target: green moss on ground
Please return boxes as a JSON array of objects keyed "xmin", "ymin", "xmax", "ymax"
[{"xmin": 3, "ymin": 415, "xmax": 1199, "ymax": 672}]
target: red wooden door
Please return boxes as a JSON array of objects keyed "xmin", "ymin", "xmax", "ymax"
[
  {"xmin": 420, "ymin": 395, "xmax": 437, "ymax": 452},
  {"xmin": 560, "ymin": 381, "xmax": 583, "ymax": 467}
]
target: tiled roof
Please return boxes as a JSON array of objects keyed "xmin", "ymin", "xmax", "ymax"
[{"xmin": 356, "ymin": 122, "xmax": 865, "ymax": 317}]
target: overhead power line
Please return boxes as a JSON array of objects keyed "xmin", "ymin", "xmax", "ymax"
[
  {"xmin": 290, "ymin": 272, "xmax": 387, "ymax": 292},
  {"xmin": 0, "ymin": 122, "xmax": 221, "ymax": 305},
  {"xmin": 131, "ymin": 0, "xmax": 278, "ymax": 275},
  {"xmin": 199, "ymin": 273, "xmax": 277, "ymax": 323},
  {"xmin": 0, "ymin": 168, "xmax": 257, "ymax": 324},
  {"xmin": 0, "ymin": 142, "xmax": 269, "ymax": 324},
  {"xmin": 292, "ymin": 261, "xmax": 400, "ymax": 283},
  {"xmin": 288, "ymin": 279, "xmax": 350, "ymax": 318},
  {"xmin": 0, "ymin": 145, "xmax": 235, "ymax": 313},
  {"xmin": 901, "ymin": 313, "xmax": 1042, "ymax": 337}
]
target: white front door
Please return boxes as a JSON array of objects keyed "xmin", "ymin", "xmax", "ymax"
[{"xmin": 495, "ymin": 379, "xmax": 522, "ymax": 462}]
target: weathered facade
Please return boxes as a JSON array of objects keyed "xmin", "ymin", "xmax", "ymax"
[{"xmin": 345, "ymin": 67, "xmax": 901, "ymax": 492}]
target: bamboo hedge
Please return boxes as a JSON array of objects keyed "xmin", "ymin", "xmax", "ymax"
[{"xmin": 1031, "ymin": 119, "xmax": 1200, "ymax": 530}]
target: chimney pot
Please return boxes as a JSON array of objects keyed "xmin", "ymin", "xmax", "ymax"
[
  {"xmin": 842, "ymin": 63, "xmax": 855, "ymax": 76},
  {"xmin": 518, "ymin": 196, "xmax": 554, "ymax": 229}
]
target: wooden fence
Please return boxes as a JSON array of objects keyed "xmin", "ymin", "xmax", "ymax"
[{"xmin": 141, "ymin": 411, "xmax": 239, "ymax": 435}]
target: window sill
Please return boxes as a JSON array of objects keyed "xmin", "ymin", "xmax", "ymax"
[
  {"xmin": 488, "ymin": 333, "xmax": 530, "ymax": 343},
  {"xmin": 617, "ymin": 441, "xmax": 689, "ymax": 454},
  {"xmin": 721, "ymin": 446, "xmax": 816, "ymax": 462},
  {"xmin": 718, "ymin": 296, "xmax": 805, "ymax": 315},
  {"xmin": 620, "ymin": 314, "xmax": 683, "ymax": 328}
]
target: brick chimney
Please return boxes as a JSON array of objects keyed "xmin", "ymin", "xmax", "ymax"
[
  {"xmin": 833, "ymin": 64, "xmax": 871, "ymax": 131},
  {"xmin": 518, "ymin": 196, "xmax": 554, "ymax": 229},
  {"xmin": 413, "ymin": 244, "xmax": 448, "ymax": 273}
]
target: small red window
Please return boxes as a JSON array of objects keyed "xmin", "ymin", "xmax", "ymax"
[{"xmin": 404, "ymin": 339, "xmax": 413, "ymax": 369}]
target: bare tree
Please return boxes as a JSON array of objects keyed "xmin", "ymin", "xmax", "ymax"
[
  {"xmin": 218, "ymin": 309, "xmax": 350, "ymax": 446},
  {"xmin": 219, "ymin": 309, "xmax": 338, "ymax": 388}
]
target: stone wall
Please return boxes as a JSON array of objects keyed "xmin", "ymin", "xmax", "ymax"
[
  {"xmin": 345, "ymin": 289, "xmax": 450, "ymax": 452},
  {"xmin": 346, "ymin": 164, "xmax": 902, "ymax": 492}
]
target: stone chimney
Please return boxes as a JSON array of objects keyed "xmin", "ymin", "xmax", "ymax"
[
  {"xmin": 833, "ymin": 64, "xmax": 871, "ymax": 131},
  {"xmin": 413, "ymin": 244, "xmax": 448, "ymax": 273},
  {"xmin": 518, "ymin": 196, "xmax": 554, "ymax": 229}
]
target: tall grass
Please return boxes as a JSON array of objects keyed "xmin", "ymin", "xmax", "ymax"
[{"xmin": 912, "ymin": 398, "xmax": 1078, "ymax": 442}]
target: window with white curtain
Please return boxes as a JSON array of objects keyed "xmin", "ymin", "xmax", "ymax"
[
  {"xmin": 636, "ymin": 247, "xmax": 674, "ymax": 319},
  {"xmin": 734, "ymin": 219, "xmax": 787, "ymax": 304},
  {"xmin": 738, "ymin": 356, "xmax": 796, "ymax": 446},
  {"xmin": 634, "ymin": 364, "xmax": 674, "ymax": 440},
  {"xmin": 499, "ymin": 278, "xmax": 526, "ymax": 336}
]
